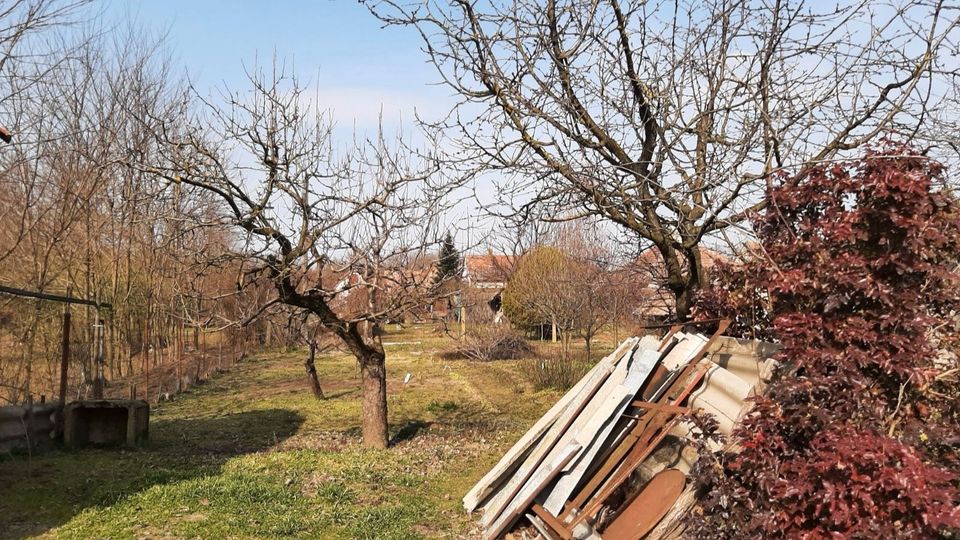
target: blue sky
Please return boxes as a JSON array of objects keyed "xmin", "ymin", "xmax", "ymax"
[
  {"xmin": 102, "ymin": 1, "xmax": 452, "ymax": 129},
  {"xmin": 99, "ymin": 1, "xmax": 490, "ymax": 241}
]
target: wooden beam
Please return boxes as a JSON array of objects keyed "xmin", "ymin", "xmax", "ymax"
[
  {"xmin": 465, "ymin": 338, "xmax": 640, "ymax": 513},
  {"xmin": 569, "ymin": 364, "xmax": 711, "ymax": 527},
  {"xmin": 483, "ymin": 443, "xmax": 581, "ymax": 540},
  {"xmin": 541, "ymin": 347, "xmax": 663, "ymax": 515},
  {"xmin": 560, "ymin": 335, "xmax": 706, "ymax": 519},
  {"xmin": 531, "ymin": 504, "xmax": 572, "ymax": 540},
  {"xmin": 628, "ymin": 401, "xmax": 691, "ymax": 415}
]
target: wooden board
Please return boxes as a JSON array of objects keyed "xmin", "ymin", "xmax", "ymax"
[
  {"xmin": 557, "ymin": 334, "xmax": 706, "ymax": 519},
  {"xmin": 479, "ymin": 342, "xmax": 634, "ymax": 528},
  {"xmin": 483, "ymin": 442, "xmax": 581, "ymax": 540},
  {"xmin": 462, "ymin": 337, "xmax": 639, "ymax": 512},
  {"xmin": 540, "ymin": 347, "xmax": 662, "ymax": 515},
  {"xmin": 569, "ymin": 364, "xmax": 710, "ymax": 527},
  {"xmin": 660, "ymin": 333, "xmax": 707, "ymax": 371},
  {"xmin": 478, "ymin": 338, "xmax": 643, "ymax": 525}
]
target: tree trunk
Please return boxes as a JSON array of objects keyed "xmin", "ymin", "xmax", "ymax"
[
  {"xmin": 176, "ymin": 324, "xmax": 183, "ymax": 392},
  {"xmin": 274, "ymin": 276, "xmax": 390, "ymax": 449},
  {"xmin": 305, "ymin": 341, "xmax": 325, "ymax": 400},
  {"xmin": 658, "ymin": 243, "xmax": 704, "ymax": 322},
  {"xmin": 675, "ymin": 286, "xmax": 696, "ymax": 322},
  {"xmin": 360, "ymin": 350, "xmax": 388, "ymax": 448}
]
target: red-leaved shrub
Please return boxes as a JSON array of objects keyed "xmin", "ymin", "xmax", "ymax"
[{"xmin": 689, "ymin": 144, "xmax": 960, "ymax": 538}]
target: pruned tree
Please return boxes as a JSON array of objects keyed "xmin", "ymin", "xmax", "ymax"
[
  {"xmin": 502, "ymin": 244, "xmax": 582, "ymax": 357},
  {"xmin": 369, "ymin": 0, "xmax": 960, "ymax": 319},
  {"xmin": 553, "ymin": 223, "xmax": 619, "ymax": 359},
  {"xmin": 501, "ymin": 220, "xmax": 621, "ymax": 358},
  {"xmin": 140, "ymin": 63, "xmax": 453, "ymax": 448}
]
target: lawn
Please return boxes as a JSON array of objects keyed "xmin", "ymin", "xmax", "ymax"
[{"xmin": 0, "ymin": 326, "xmax": 609, "ymax": 539}]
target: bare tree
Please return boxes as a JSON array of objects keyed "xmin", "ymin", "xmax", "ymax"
[
  {"xmin": 141, "ymin": 64, "xmax": 453, "ymax": 448},
  {"xmin": 0, "ymin": 0, "xmax": 90, "ymax": 264},
  {"xmin": 0, "ymin": 16, "xmax": 246, "ymax": 406},
  {"xmin": 552, "ymin": 222, "xmax": 620, "ymax": 359},
  {"xmin": 501, "ymin": 220, "xmax": 622, "ymax": 358},
  {"xmin": 369, "ymin": 0, "xmax": 960, "ymax": 319}
]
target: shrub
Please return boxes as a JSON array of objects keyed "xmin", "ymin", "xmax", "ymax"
[
  {"xmin": 518, "ymin": 355, "xmax": 591, "ymax": 391},
  {"xmin": 689, "ymin": 144, "xmax": 960, "ymax": 538},
  {"xmin": 440, "ymin": 326, "xmax": 534, "ymax": 361}
]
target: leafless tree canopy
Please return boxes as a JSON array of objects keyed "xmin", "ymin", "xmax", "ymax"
[
  {"xmin": 141, "ymin": 64, "xmax": 458, "ymax": 447},
  {"xmin": 369, "ymin": 0, "xmax": 960, "ymax": 318},
  {"xmin": 0, "ymin": 11, "xmax": 242, "ymax": 405}
]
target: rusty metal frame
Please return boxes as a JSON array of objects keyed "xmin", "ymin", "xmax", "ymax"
[
  {"xmin": 559, "ymin": 364, "xmax": 703, "ymax": 524},
  {"xmin": 571, "ymin": 367, "xmax": 707, "ymax": 526},
  {"xmin": 530, "ymin": 504, "xmax": 570, "ymax": 540},
  {"xmin": 640, "ymin": 318, "xmax": 728, "ymax": 330},
  {"xmin": 657, "ymin": 324, "xmax": 683, "ymax": 349}
]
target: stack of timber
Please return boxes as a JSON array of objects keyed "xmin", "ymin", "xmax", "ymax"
[{"xmin": 464, "ymin": 325, "xmax": 778, "ymax": 540}]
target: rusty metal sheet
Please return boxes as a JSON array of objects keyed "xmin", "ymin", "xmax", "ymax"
[{"xmin": 602, "ymin": 468, "xmax": 685, "ymax": 540}]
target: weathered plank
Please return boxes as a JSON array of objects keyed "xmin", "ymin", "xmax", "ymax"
[
  {"xmin": 479, "ymin": 340, "xmax": 636, "ymax": 528},
  {"xmin": 462, "ymin": 337, "xmax": 639, "ymax": 512},
  {"xmin": 569, "ymin": 362, "xmax": 712, "ymax": 527},
  {"xmin": 561, "ymin": 335, "xmax": 710, "ymax": 519},
  {"xmin": 540, "ymin": 347, "xmax": 662, "ymax": 515},
  {"xmin": 483, "ymin": 442, "xmax": 581, "ymax": 540}
]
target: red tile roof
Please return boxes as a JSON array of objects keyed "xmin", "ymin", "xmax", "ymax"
[{"xmin": 464, "ymin": 253, "xmax": 516, "ymax": 286}]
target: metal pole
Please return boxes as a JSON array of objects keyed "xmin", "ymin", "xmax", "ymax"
[
  {"xmin": 59, "ymin": 310, "xmax": 71, "ymax": 404},
  {"xmin": 56, "ymin": 297, "xmax": 71, "ymax": 437},
  {"xmin": 0, "ymin": 284, "xmax": 110, "ymax": 308},
  {"xmin": 92, "ymin": 317, "xmax": 105, "ymax": 399}
]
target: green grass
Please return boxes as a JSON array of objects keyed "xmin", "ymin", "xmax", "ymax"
[{"xmin": 0, "ymin": 325, "xmax": 589, "ymax": 540}]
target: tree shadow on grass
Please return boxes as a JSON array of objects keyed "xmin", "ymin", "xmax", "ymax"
[
  {"xmin": 388, "ymin": 401, "xmax": 505, "ymax": 447},
  {"xmin": 0, "ymin": 408, "xmax": 303, "ymax": 540},
  {"xmin": 390, "ymin": 420, "xmax": 433, "ymax": 445},
  {"xmin": 323, "ymin": 388, "xmax": 356, "ymax": 400}
]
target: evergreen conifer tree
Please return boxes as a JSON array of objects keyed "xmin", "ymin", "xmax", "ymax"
[{"xmin": 433, "ymin": 232, "xmax": 461, "ymax": 285}]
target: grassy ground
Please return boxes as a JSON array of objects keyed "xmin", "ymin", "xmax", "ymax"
[{"xmin": 0, "ymin": 326, "xmax": 614, "ymax": 539}]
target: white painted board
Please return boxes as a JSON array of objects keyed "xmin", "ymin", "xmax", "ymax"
[{"xmin": 540, "ymin": 347, "xmax": 663, "ymax": 514}]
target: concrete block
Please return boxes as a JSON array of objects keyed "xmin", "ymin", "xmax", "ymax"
[{"xmin": 64, "ymin": 399, "xmax": 149, "ymax": 448}]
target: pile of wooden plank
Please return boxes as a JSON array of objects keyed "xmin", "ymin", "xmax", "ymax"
[{"xmin": 464, "ymin": 325, "xmax": 777, "ymax": 540}]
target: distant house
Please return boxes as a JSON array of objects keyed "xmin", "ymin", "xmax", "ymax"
[
  {"xmin": 459, "ymin": 252, "xmax": 517, "ymax": 323},
  {"xmin": 463, "ymin": 253, "xmax": 514, "ymax": 289},
  {"xmin": 315, "ymin": 258, "xmax": 436, "ymax": 325}
]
